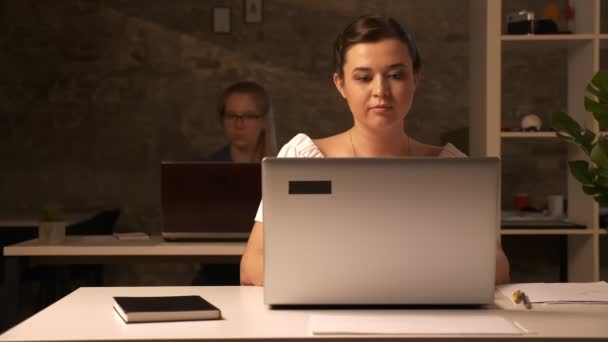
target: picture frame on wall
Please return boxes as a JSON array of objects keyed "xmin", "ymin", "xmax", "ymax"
[
  {"xmin": 212, "ymin": 7, "xmax": 231, "ymax": 33},
  {"xmin": 244, "ymin": 0, "xmax": 263, "ymax": 24}
]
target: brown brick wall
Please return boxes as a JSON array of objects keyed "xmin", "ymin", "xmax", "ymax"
[{"xmin": 0, "ymin": 0, "xmax": 603, "ymax": 284}]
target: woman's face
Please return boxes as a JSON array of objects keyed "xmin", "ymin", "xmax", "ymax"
[
  {"xmin": 222, "ymin": 92, "xmax": 265, "ymax": 149},
  {"xmin": 333, "ymin": 38, "xmax": 419, "ymax": 131}
]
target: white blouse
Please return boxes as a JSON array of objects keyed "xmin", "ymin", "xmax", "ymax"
[{"xmin": 254, "ymin": 133, "xmax": 466, "ymax": 222}]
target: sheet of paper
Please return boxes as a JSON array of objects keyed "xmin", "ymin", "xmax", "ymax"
[
  {"xmin": 497, "ymin": 282, "xmax": 608, "ymax": 303},
  {"xmin": 309, "ymin": 314, "xmax": 527, "ymax": 335}
]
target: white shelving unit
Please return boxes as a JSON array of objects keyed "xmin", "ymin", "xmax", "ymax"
[
  {"xmin": 470, "ymin": 0, "xmax": 601, "ymax": 282},
  {"xmin": 500, "ymin": 132, "xmax": 557, "ymax": 138}
]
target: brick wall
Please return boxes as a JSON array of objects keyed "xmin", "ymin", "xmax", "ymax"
[{"xmin": 0, "ymin": 0, "xmax": 603, "ymax": 284}]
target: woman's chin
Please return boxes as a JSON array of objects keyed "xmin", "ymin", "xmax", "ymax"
[{"xmin": 232, "ymin": 140, "xmax": 255, "ymax": 150}]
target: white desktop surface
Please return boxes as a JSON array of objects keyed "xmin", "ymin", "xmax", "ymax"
[
  {"xmin": 4, "ymin": 235, "xmax": 245, "ymax": 256},
  {"xmin": 2, "ymin": 286, "xmax": 608, "ymax": 341}
]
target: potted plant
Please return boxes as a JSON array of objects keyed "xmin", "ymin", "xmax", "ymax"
[
  {"xmin": 39, "ymin": 203, "xmax": 66, "ymax": 243},
  {"xmin": 552, "ymin": 70, "xmax": 608, "ymax": 205}
]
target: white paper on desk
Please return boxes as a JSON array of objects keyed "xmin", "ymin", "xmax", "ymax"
[
  {"xmin": 497, "ymin": 282, "xmax": 608, "ymax": 303},
  {"xmin": 309, "ymin": 314, "xmax": 527, "ymax": 335}
]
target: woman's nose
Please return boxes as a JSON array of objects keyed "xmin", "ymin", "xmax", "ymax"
[
  {"xmin": 234, "ymin": 117, "xmax": 246, "ymax": 128},
  {"xmin": 372, "ymin": 77, "xmax": 389, "ymax": 98}
]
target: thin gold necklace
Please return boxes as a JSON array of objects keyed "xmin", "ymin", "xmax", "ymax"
[{"xmin": 349, "ymin": 129, "xmax": 410, "ymax": 157}]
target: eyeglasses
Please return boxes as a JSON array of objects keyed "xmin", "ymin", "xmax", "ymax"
[{"xmin": 223, "ymin": 113, "xmax": 263, "ymax": 123}]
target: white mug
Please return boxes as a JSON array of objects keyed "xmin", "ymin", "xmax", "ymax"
[{"xmin": 547, "ymin": 195, "xmax": 564, "ymax": 217}]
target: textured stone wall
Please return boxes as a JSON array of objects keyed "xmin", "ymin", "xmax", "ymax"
[{"xmin": 0, "ymin": 0, "xmax": 604, "ymax": 284}]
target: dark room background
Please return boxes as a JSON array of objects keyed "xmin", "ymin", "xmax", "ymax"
[{"xmin": 1, "ymin": 0, "xmax": 601, "ymax": 284}]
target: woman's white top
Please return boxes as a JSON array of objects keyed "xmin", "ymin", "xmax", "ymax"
[{"xmin": 254, "ymin": 133, "xmax": 466, "ymax": 222}]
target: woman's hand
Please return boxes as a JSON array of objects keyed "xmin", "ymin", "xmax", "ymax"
[{"xmin": 495, "ymin": 240, "xmax": 510, "ymax": 285}]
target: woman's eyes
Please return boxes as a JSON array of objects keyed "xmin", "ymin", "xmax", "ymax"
[
  {"xmin": 388, "ymin": 73, "xmax": 405, "ymax": 80},
  {"xmin": 354, "ymin": 75, "xmax": 372, "ymax": 82},
  {"xmin": 353, "ymin": 73, "xmax": 405, "ymax": 82}
]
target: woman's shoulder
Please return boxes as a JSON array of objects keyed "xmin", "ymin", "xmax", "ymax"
[
  {"xmin": 411, "ymin": 139, "xmax": 467, "ymax": 158},
  {"xmin": 277, "ymin": 133, "xmax": 325, "ymax": 158},
  {"xmin": 438, "ymin": 143, "xmax": 467, "ymax": 158}
]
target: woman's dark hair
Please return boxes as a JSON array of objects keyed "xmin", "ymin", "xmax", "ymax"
[
  {"xmin": 218, "ymin": 81, "xmax": 271, "ymax": 118},
  {"xmin": 333, "ymin": 14, "xmax": 422, "ymax": 77}
]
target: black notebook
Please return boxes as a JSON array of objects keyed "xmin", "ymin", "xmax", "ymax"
[{"xmin": 113, "ymin": 295, "xmax": 221, "ymax": 323}]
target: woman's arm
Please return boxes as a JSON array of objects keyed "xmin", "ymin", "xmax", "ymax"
[
  {"xmin": 240, "ymin": 221, "xmax": 264, "ymax": 286},
  {"xmin": 495, "ymin": 240, "xmax": 510, "ymax": 285}
]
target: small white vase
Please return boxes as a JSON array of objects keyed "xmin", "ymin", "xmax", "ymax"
[{"xmin": 38, "ymin": 221, "xmax": 66, "ymax": 244}]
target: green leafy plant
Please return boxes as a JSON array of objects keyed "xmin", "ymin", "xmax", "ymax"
[
  {"xmin": 552, "ymin": 71, "xmax": 608, "ymax": 206},
  {"xmin": 40, "ymin": 203, "xmax": 65, "ymax": 222}
]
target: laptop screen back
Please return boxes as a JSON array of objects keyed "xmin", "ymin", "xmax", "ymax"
[
  {"xmin": 161, "ymin": 162, "xmax": 261, "ymax": 240},
  {"xmin": 263, "ymin": 157, "xmax": 499, "ymax": 305}
]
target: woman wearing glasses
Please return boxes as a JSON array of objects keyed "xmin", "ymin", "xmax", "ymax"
[
  {"xmin": 208, "ymin": 81, "xmax": 277, "ymax": 162},
  {"xmin": 193, "ymin": 81, "xmax": 277, "ymax": 286}
]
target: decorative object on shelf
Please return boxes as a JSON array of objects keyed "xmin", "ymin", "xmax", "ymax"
[
  {"xmin": 543, "ymin": 3, "xmax": 559, "ymax": 21},
  {"xmin": 552, "ymin": 71, "xmax": 608, "ymax": 205},
  {"xmin": 506, "ymin": 10, "xmax": 535, "ymax": 34},
  {"xmin": 212, "ymin": 7, "xmax": 231, "ymax": 34},
  {"xmin": 538, "ymin": 4, "xmax": 559, "ymax": 34},
  {"xmin": 562, "ymin": 4, "xmax": 574, "ymax": 30},
  {"xmin": 513, "ymin": 192, "xmax": 530, "ymax": 211},
  {"xmin": 546, "ymin": 194, "xmax": 565, "ymax": 217},
  {"xmin": 521, "ymin": 114, "xmax": 542, "ymax": 131},
  {"xmin": 244, "ymin": 0, "xmax": 263, "ymax": 24},
  {"xmin": 506, "ymin": 9, "xmax": 558, "ymax": 35},
  {"xmin": 534, "ymin": 18, "xmax": 558, "ymax": 34},
  {"xmin": 39, "ymin": 203, "xmax": 66, "ymax": 244}
]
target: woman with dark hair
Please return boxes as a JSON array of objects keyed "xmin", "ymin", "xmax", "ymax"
[
  {"xmin": 240, "ymin": 15, "xmax": 510, "ymax": 286},
  {"xmin": 209, "ymin": 81, "xmax": 277, "ymax": 162}
]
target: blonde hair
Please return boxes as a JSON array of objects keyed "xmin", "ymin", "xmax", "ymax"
[{"xmin": 219, "ymin": 81, "xmax": 277, "ymax": 162}]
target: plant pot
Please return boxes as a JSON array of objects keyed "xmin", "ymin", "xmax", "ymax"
[{"xmin": 38, "ymin": 221, "xmax": 66, "ymax": 244}]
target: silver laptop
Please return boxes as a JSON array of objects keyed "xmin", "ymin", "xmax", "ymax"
[{"xmin": 263, "ymin": 157, "xmax": 499, "ymax": 305}]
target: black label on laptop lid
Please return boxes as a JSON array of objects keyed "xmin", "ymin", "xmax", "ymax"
[{"xmin": 288, "ymin": 180, "xmax": 332, "ymax": 194}]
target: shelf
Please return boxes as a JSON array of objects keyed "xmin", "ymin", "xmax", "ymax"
[
  {"xmin": 502, "ymin": 34, "xmax": 597, "ymax": 41},
  {"xmin": 502, "ymin": 34, "xmax": 595, "ymax": 49},
  {"xmin": 501, "ymin": 131, "xmax": 557, "ymax": 138},
  {"xmin": 469, "ymin": 0, "xmax": 601, "ymax": 282},
  {"xmin": 501, "ymin": 229, "xmax": 594, "ymax": 235}
]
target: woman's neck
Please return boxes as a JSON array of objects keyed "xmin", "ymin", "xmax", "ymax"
[{"xmin": 349, "ymin": 125, "xmax": 410, "ymax": 157}]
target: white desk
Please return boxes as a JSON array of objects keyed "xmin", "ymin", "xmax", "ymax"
[
  {"xmin": 1, "ymin": 236, "xmax": 246, "ymax": 331},
  {"xmin": 4, "ymin": 235, "xmax": 245, "ymax": 258},
  {"xmin": 1, "ymin": 286, "xmax": 608, "ymax": 341}
]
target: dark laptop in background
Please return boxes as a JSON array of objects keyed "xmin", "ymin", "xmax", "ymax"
[{"xmin": 161, "ymin": 162, "xmax": 261, "ymax": 240}]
